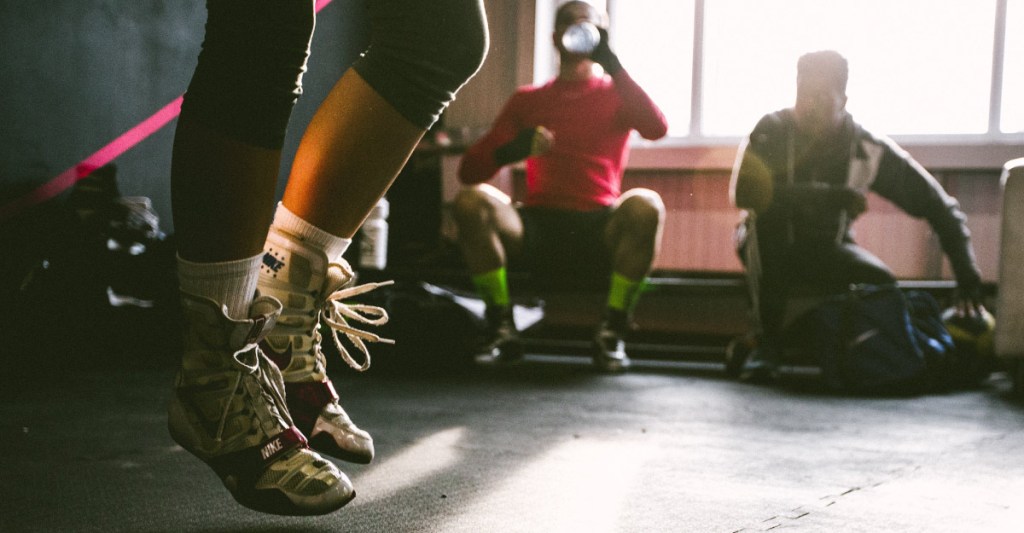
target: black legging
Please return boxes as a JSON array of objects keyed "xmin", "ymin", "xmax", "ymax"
[
  {"xmin": 353, "ymin": 0, "xmax": 488, "ymax": 130},
  {"xmin": 739, "ymin": 225, "xmax": 896, "ymax": 346},
  {"xmin": 180, "ymin": 0, "xmax": 487, "ymax": 149}
]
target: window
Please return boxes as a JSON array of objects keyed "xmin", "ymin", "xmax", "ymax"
[
  {"xmin": 610, "ymin": 0, "xmax": 695, "ymax": 138},
  {"xmin": 1003, "ymin": 0, "xmax": 1024, "ymax": 133},
  {"xmin": 571, "ymin": 0, "xmax": 1024, "ymax": 141}
]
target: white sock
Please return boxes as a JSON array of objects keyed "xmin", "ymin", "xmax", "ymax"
[
  {"xmin": 271, "ymin": 202, "xmax": 351, "ymax": 261},
  {"xmin": 177, "ymin": 254, "xmax": 263, "ymax": 319}
]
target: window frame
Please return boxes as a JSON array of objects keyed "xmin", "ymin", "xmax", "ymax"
[{"xmin": 528, "ymin": 0, "xmax": 1024, "ymax": 170}]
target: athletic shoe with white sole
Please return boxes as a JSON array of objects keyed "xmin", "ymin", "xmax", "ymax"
[
  {"xmin": 592, "ymin": 319, "xmax": 631, "ymax": 373},
  {"xmin": 168, "ymin": 292, "xmax": 354, "ymax": 515},
  {"xmin": 259, "ymin": 228, "xmax": 392, "ymax": 464},
  {"xmin": 473, "ymin": 306, "xmax": 524, "ymax": 366}
]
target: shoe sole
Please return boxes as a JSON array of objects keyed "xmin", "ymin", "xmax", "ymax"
[
  {"xmin": 229, "ymin": 478, "xmax": 355, "ymax": 516},
  {"xmin": 168, "ymin": 399, "xmax": 355, "ymax": 515},
  {"xmin": 309, "ymin": 432, "xmax": 374, "ymax": 465},
  {"xmin": 738, "ymin": 367, "xmax": 779, "ymax": 384},
  {"xmin": 473, "ymin": 342, "xmax": 525, "ymax": 366},
  {"xmin": 593, "ymin": 357, "xmax": 630, "ymax": 373}
]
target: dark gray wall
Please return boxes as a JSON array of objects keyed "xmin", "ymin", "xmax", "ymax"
[{"xmin": 0, "ymin": 0, "xmax": 369, "ymax": 232}]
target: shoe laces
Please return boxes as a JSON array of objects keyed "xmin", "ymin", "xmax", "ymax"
[
  {"xmin": 595, "ymin": 323, "xmax": 625, "ymax": 353},
  {"xmin": 316, "ymin": 261, "xmax": 394, "ymax": 373},
  {"xmin": 212, "ymin": 347, "xmax": 293, "ymax": 445},
  {"xmin": 597, "ymin": 321, "xmax": 622, "ymax": 340},
  {"xmin": 487, "ymin": 320, "xmax": 517, "ymax": 346}
]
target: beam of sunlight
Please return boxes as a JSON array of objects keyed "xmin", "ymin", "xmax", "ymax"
[
  {"xmin": 441, "ymin": 437, "xmax": 655, "ymax": 533},
  {"xmin": 351, "ymin": 427, "xmax": 467, "ymax": 503}
]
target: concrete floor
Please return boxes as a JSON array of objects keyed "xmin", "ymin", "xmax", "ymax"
[{"xmin": 2, "ymin": 353, "xmax": 1023, "ymax": 532}]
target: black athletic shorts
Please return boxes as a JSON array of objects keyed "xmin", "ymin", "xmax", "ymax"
[{"xmin": 513, "ymin": 205, "xmax": 613, "ymax": 291}]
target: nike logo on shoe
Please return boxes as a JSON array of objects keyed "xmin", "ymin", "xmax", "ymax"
[
  {"xmin": 260, "ymin": 437, "xmax": 284, "ymax": 460},
  {"xmin": 262, "ymin": 252, "xmax": 285, "ymax": 274}
]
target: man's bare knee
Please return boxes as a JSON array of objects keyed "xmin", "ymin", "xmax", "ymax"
[
  {"xmin": 453, "ymin": 185, "xmax": 518, "ymax": 239},
  {"xmin": 616, "ymin": 188, "xmax": 665, "ymax": 233},
  {"xmin": 452, "ymin": 187, "xmax": 491, "ymax": 223}
]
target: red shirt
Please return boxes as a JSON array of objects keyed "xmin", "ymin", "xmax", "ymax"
[{"xmin": 458, "ymin": 70, "xmax": 668, "ymax": 211}]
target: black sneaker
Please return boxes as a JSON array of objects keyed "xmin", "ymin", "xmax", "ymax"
[
  {"xmin": 474, "ymin": 307, "xmax": 523, "ymax": 366},
  {"xmin": 738, "ymin": 346, "xmax": 780, "ymax": 384},
  {"xmin": 725, "ymin": 333, "xmax": 757, "ymax": 378},
  {"xmin": 592, "ymin": 311, "xmax": 631, "ymax": 373}
]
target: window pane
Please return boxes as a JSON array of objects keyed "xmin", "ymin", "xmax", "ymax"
[
  {"xmin": 1003, "ymin": 0, "xmax": 1024, "ymax": 133},
  {"xmin": 702, "ymin": 0, "xmax": 995, "ymax": 136},
  {"xmin": 611, "ymin": 0, "xmax": 694, "ymax": 137}
]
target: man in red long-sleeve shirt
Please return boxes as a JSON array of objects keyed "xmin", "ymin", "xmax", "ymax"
[{"xmin": 453, "ymin": 1, "xmax": 668, "ymax": 373}]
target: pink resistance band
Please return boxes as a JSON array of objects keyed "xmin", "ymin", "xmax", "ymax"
[{"xmin": 0, "ymin": 0, "xmax": 335, "ymax": 224}]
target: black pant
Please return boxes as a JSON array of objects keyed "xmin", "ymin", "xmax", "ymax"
[
  {"xmin": 739, "ymin": 224, "xmax": 896, "ymax": 346},
  {"xmin": 514, "ymin": 206, "xmax": 614, "ymax": 292},
  {"xmin": 181, "ymin": 0, "xmax": 487, "ymax": 148}
]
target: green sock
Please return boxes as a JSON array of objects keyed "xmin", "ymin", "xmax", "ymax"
[
  {"xmin": 607, "ymin": 272, "xmax": 646, "ymax": 314},
  {"xmin": 472, "ymin": 267, "xmax": 510, "ymax": 307}
]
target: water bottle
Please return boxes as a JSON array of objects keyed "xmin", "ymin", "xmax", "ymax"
[
  {"xmin": 561, "ymin": 21, "xmax": 601, "ymax": 55},
  {"xmin": 358, "ymin": 198, "xmax": 389, "ymax": 270}
]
